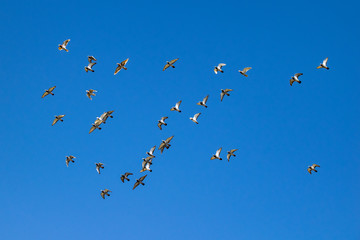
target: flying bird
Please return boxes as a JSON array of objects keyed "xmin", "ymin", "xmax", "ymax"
[
  {"xmin": 52, "ymin": 115, "xmax": 65, "ymax": 126},
  {"xmin": 157, "ymin": 116, "xmax": 168, "ymax": 130},
  {"xmin": 317, "ymin": 58, "xmax": 329, "ymax": 70},
  {"xmin": 114, "ymin": 58, "xmax": 129, "ymax": 75},
  {"xmin": 95, "ymin": 162, "xmax": 104, "ymax": 174},
  {"xmin": 85, "ymin": 62, "xmax": 96, "ymax": 72},
  {"xmin": 163, "ymin": 58, "xmax": 179, "ymax": 71},
  {"xmin": 220, "ymin": 89, "xmax": 233, "ymax": 101},
  {"xmin": 170, "ymin": 100, "xmax": 182, "ymax": 113},
  {"xmin": 89, "ymin": 118, "xmax": 103, "ymax": 134},
  {"xmin": 100, "ymin": 189, "xmax": 111, "ymax": 199},
  {"xmin": 307, "ymin": 164, "xmax": 320, "ymax": 174},
  {"xmin": 133, "ymin": 175, "xmax": 147, "ymax": 190},
  {"xmin": 42, "ymin": 86, "xmax": 56, "ymax": 98},
  {"xmin": 88, "ymin": 56, "xmax": 97, "ymax": 63},
  {"xmin": 58, "ymin": 39, "xmax": 70, "ymax": 52},
  {"xmin": 214, "ymin": 63, "xmax": 226, "ymax": 74},
  {"xmin": 210, "ymin": 148, "xmax": 222, "ymax": 160},
  {"xmin": 146, "ymin": 146, "xmax": 156, "ymax": 158},
  {"xmin": 238, "ymin": 67, "xmax": 252, "ymax": 77},
  {"xmin": 159, "ymin": 136, "xmax": 174, "ymax": 153},
  {"xmin": 121, "ymin": 172, "xmax": 133, "ymax": 183},
  {"xmin": 65, "ymin": 155, "xmax": 76, "ymax": 167},
  {"xmin": 190, "ymin": 113, "xmax": 201, "ymax": 124},
  {"xmin": 86, "ymin": 89, "xmax": 97, "ymax": 100},
  {"xmin": 197, "ymin": 95, "xmax": 209, "ymax": 108},
  {"xmin": 99, "ymin": 111, "xmax": 114, "ymax": 124},
  {"xmin": 290, "ymin": 73, "xmax": 303, "ymax": 86},
  {"xmin": 140, "ymin": 158, "xmax": 153, "ymax": 173},
  {"xmin": 227, "ymin": 149, "xmax": 238, "ymax": 162}
]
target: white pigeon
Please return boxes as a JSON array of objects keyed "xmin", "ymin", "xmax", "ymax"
[
  {"xmin": 85, "ymin": 62, "xmax": 96, "ymax": 72},
  {"xmin": 290, "ymin": 73, "xmax": 303, "ymax": 86},
  {"xmin": 190, "ymin": 113, "xmax": 201, "ymax": 124},
  {"xmin": 58, "ymin": 39, "xmax": 70, "ymax": 52},
  {"xmin": 317, "ymin": 58, "xmax": 329, "ymax": 70},
  {"xmin": 210, "ymin": 148, "xmax": 222, "ymax": 160},
  {"xmin": 170, "ymin": 100, "xmax": 182, "ymax": 112},
  {"xmin": 197, "ymin": 95, "xmax": 209, "ymax": 108},
  {"xmin": 157, "ymin": 117, "xmax": 168, "ymax": 130},
  {"xmin": 214, "ymin": 63, "xmax": 226, "ymax": 74}
]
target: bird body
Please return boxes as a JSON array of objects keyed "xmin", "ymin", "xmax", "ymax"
[
  {"xmin": 114, "ymin": 58, "xmax": 129, "ymax": 75},
  {"xmin": 239, "ymin": 67, "xmax": 252, "ymax": 77},
  {"xmin": 58, "ymin": 39, "xmax": 70, "ymax": 52},
  {"xmin": 307, "ymin": 164, "xmax": 320, "ymax": 174},
  {"xmin": 95, "ymin": 162, "xmax": 104, "ymax": 174},
  {"xmin": 214, "ymin": 63, "xmax": 226, "ymax": 74},
  {"xmin": 163, "ymin": 58, "xmax": 179, "ymax": 71},
  {"xmin": 190, "ymin": 113, "xmax": 201, "ymax": 124},
  {"xmin": 220, "ymin": 89, "xmax": 233, "ymax": 101},
  {"xmin": 211, "ymin": 148, "xmax": 222, "ymax": 160},
  {"xmin": 52, "ymin": 115, "xmax": 65, "ymax": 126},
  {"xmin": 227, "ymin": 149, "xmax": 238, "ymax": 162},
  {"xmin": 42, "ymin": 86, "xmax": 56, "ymax": 98},
  {"xmin": 170, "ymin": 100, "xmax": 182, "ymax": 112},
  {"xmin": 290, "ymin": 73, "xmax": 303, "ymax": 86},
  {"xmin": 317, "ymin": 58, "xmax": 329, "ymax": 70},
  {"xmin": 197, "ymin": 95, "xmax": 209, "ymax": 108}
]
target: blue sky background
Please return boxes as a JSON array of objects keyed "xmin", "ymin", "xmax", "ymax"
[{"xmin": 0, "ymin": 0, "xmax": 359, "ymax": 239}]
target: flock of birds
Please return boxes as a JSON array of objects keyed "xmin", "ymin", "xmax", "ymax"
[{"xmin": 45, "ymin": 39, "xmax": 329, "ymax": 199}]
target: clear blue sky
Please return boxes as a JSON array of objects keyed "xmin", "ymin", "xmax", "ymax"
[{"xmin": 0, "ymin": 0, "xmax": 359, "ymax": 239}]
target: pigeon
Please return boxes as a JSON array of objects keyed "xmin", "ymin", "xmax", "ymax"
[
  {"xmin": 100, "ymin": 189, "xmax": 111, "ymax": 199},
  {"xmin": 85, "ymin": 62, "xmax": 96, "ymax": 72},
  {"xmin": 159, "ymin": 136, "xmax": 174, "ymax": 153},
  {"xmin": 146, "ymin": 146, "xmax": 156, "ymax": 158},
  {"xmin": 99, "ymin": 111, "xmax": 114, "ymax": 124},
  {"xmin": 88, "ymin": 56, "xmax": 97, "ymax": 63},
  {"xmin": 214, "ymin": 63, "xmax": 226, "ymax": 74},
  {"xmin": 89, "ymin": 118, "xmax": 103, "ymax": 134},
  {"xmin": 197, "ymin": 95, "xmax": 209, "ymax": 108},
  {"xmin": 170, "ymin": 100, "xmax": 182, "ymax": 112},
  {"xmin": 227, "ymin": 149, "xmax": 238, "ymax": 162},
  {"xmin": 58, "ymin": 39, "xmax": 70, "ymax": 52},
  {"xmin": 163, "ymin": 58, "xmax": 179, "ymax": 71},
  {"xmin": 239, "ymin": 67, "xmax": 252, "ymax": 77},
  {"xmin": 65, "ymin": 155, "xmax": 76, "ymax": 167},
  {"xmin": 133, "ymin": 175, "xmax": 147, "ymax": 190},
  {"xmin": 190, "ymin": 113, "xmax": 201, "ymax": 124},
  {"xmin": 317, "ymin": 58, "xmax": 329, "ymax": 70},
  {"xmin": 140, "ymin": 158, "xmax": 152, "ymax": 173},
  {"xmin": 210, "ymin": 148, "xmax": 222, "ymax": 160},
  {"xmin": 121, "ymin": 172, "xmax": 133, "ymax": 183},
  {"xmin": 114, "ymin": 58, "xmax": 129, "ymax": 75},
  {"xmin": 95, "ymin": 162, "xmax": 104, "ymax": 174},
  {"xmin": 157, "ymin": 117, "xmax": 168, "ymax": 130},
  {"xmin": 52, "ymin": 115, "xmax": 65, "ymax": 126},
  {"xmin": 307, "ymin": 164, "xmax": 320, "ymax": 174},
  {"xmin": 220, "ymin": 89, "xmax": 233, "ymax": 101},
  {"xmin": 290, "ymin": 73, "xmax": 303, "ymax": 86},
  {"xmin": 42, "ymin": 86, "xmax": 56, "ymax": 98},
  {"xmin": 86, "ymin": 89, "xmax": 97, "ymax": 100}
]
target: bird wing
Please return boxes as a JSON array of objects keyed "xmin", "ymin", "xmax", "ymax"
[
  {"xmin": 161, "ymin": 116, "xmax": 168, "ymax": 121},
  {"xmin": 210, "ymin": 156, "xmax": 216, "ymax": 160},
  {"xmin": 224, "ymin": 89, "xmax": 233, "ymax": 92},
  {"xmin": 96, "ymin": 166, "xmax": 100, "ymax": 174},
  {"xmin": 165, "ymin": 136, "xmax": 174, "ymax": 143},
  {"xmin": 242, "ymin": 67, "xmax": 252, "ymax": 73},
  {"xmin": 294, "ymin": 73, "xmax": 303, "ymax": 78},
  {"xmin": 89, "ymin": 126, "xmax": 96, "ymax": 133},
  {"xmin": 194, "ymin": 113, "xmax": 201, "ymax": 120},
  {"xmin": 139, "ymin": 175, "xmax": 147, "ymax": 181},
  {"xmin": 169, "ymin": 58, "xmax": 179, "ymax": 65},
  {"xmin": 290, "ymin": 78, "xmax": 295, "ymax": 86},
  {"xmin": 230, "ymin": 149, "xmax": 238, "ymax": 154},
  {"xmin": 220, "ymin": 92, "xmax": 225, "ymax": 101},
  {"xmin": 203, "ymin": 95, "xmax": 209, "ymax": 103},
  {"xmin": 52, "ymin": 118, "xmax": 59, "ymax": 126},
  {"xmin": 66, "ymin": 159, "xmax": 70, "ymax": 167},
  {"xmin": 88, "ymin": 56, "xmax": 96, "ymax": 62},
  {"xmin": 218, "ymin": 63, "xmax": 226, "ymax": 67},
  {"xmin": 49, "ymin": 86, "xmax": 56, "ymax": 92},
  {"xmin": 307, "ymin": 168, "xmax": 312, "ymax": 174},
  {"xmin": 176, "ymin": 100, "xmax": 182, "ymax": 108},
  {"xmin": 149, "ymin": 146, "xmax": 156, "ymax": 154},
  {"xmin": 125, "ymin": 172, "xmax": 133, "ymax": 177},
  {"xmin": 159, "ymin": 142, "xmax": 165, "ymax": 152},
  {"xmin": 313, "ymin": 164, "xmax": 320, "ymax": 168},
  {"xmin": 227, "ymin": 153, "xmax": 231, "ymax": 161},
  {"xmin": 89, "ymin": 62, "xmax": 96, "ymax": 68},
  {"xmin": 121, "ymin": 58, "xmax": 129, "ymax": 66},
  {"xmin": 133, "ymin": 182, "xmax": 140, "ymax": 190},
  {"xmin": 214, "ymin": 67, "xmax": 218, "ymax": 74},
  {"xmin": 121, "ymin": 175, "xmax": 125, "ymax": 183},
  {"xmin": 114, "ymin": 65, "xmax": 121, "ymax": 75},
  {"xmin": 157, "ymin": 122, "xmax": 162, "ymax": 130},
  {"xmin": 101, "ymin": 191, "xmax": 105, "ymax": 199},
  {"xmin": 163, "ymin": 63, "xmax": 170, "ymax": 71},
  {"xmin": 323, "ymin": 58, "xmax": 328, "ymax": 65},
  {"xmin": 63, "ymin": 39, "xmax": 70, "ymax": 46},
  {"xmin": 42, "ymin": 91, "xmax": 49, "ymax": 98},
  {"xmin": 216, "ymin": 148, "xmax": 222, "ymax": 156}
]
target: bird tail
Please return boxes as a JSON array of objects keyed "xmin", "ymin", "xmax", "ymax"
[
  {"xmin": 123, "ymin": 67, "xmax": 128, "ymax": 70},
  {"xmin": 298, "ymin": 81, "xmax": 302, "ymax": 84},
  {"xmin": 220, "ymin": 70, "xmax": 224, "ymax": 73},
  {"xmin": 314, "ymin": 169, "xmax": 317, "ymax": 172},
  {"xmin": 65, "ymin": 49, "xmax": 69, "ymax": 52},
  {"xmin": 244, "ymin": 73, "xmax": 248, "ymax": 77},
  {"xmin": 326, "ymin": 67, "xmax": 330, "ymax": 70},
  {"xmin": 172, "ymin": 66, "xmax": 175, "ymax": 68},
  {"xmin": 141, "ymin": 183, "xmax": 145, "ymax": 185}
]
